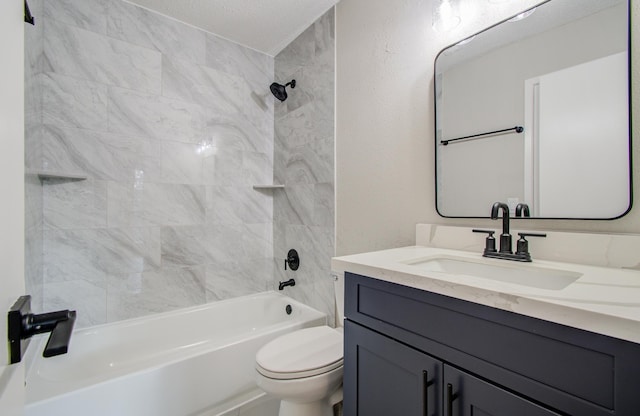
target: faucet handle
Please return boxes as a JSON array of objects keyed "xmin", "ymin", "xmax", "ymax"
[
  {"xmin": 472, "ymin": 229, "xmax": 497, "ymax": 254},
  {"xmin": 472, "ymin": 229, "xmax": 495, "ymax": 234},
  {"xmin": 284, "ymin": 249, "xmax": 299, "ymax": 271},
  {"xmin": 517, "ymin": 232, "xmax": 547, "ymax": 239},
  {"xmin": 516, "ymin": 232, "xmax": 547, "ymax": 257}
]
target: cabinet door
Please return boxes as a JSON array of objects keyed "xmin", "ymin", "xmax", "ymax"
[
  {"xmin": 344, "ymin": 320, "xmax": 442, "ymax": 416},
  {"xmin": 444, "ymin": 365, "xmax": 561, "ymax": 416}
]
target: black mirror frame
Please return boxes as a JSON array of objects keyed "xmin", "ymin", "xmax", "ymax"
[{"xmin": 433, "ymin": 0, "xmax": 633, "ymax": 220}]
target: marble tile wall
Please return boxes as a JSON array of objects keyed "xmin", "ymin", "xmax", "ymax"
[
  {"xmin": 273, "ymin": 9, "xmax": 336, "ymax": 324},
  {"xmin": 25, "ymin": 0, "xmax": 275, "ymax": 328},
  {"xmin": 25, "ymin": 0, "xmax": 44, "ymax": 312}
]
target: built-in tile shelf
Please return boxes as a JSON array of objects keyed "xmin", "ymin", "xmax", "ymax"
[
  {"xmin": 27, "ymin": 170, "xmax": 88, "ymax": 182},
  {"xmin": 252, "ymin": 184, "xmax": 285, "ymax": 190}
]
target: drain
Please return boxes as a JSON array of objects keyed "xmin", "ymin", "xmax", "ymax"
[{"xmin": 285, "ymin": 304, "xmax": 292, "ymax": 315}]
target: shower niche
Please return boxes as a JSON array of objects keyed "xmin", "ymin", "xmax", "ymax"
[{"xmin": 28, "ymin": 171, "xmax": 87, "ymax": 181}]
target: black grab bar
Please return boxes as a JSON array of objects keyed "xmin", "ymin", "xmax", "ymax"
[{"xmin": 440, "ymin": 126, "xmax": 524, "ymax": 146}]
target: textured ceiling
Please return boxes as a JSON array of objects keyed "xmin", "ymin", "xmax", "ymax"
[{"xmin": 124, "ymin": 0, "xmax": 340, "ymax": 56}]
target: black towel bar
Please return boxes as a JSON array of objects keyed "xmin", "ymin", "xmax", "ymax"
[{"xmin": 440, "ymin": 126, "xmax": 524, "ymax": 146}]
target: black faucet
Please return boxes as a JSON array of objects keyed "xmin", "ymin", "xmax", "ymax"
[
  {"xmin": 278, "ymin": 278, "xmax": 296, "ymax": 290},
  {"xmin": 491, "ymin": 202, "xmax": 512, "ymax": 254},
  {"xmin": 8, "ymin": 295, "xmax": 76, "ymax": 364},
  {"xmin": 515, "ymin": 203, "xmax": 530, "ymax": 217},
  {"xmin": 475, "ymin": 202, "xmax": 546, "ymax": 262}
]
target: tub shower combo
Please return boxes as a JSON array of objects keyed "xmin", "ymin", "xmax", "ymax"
[{"xmin": 20, "ymin": 0, "xmax": 337, "ymax": 414}]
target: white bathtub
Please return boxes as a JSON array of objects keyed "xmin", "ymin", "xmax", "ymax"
[{"xmin": 24, "ymin": 292, "xmax": 327, "ymax": 416}]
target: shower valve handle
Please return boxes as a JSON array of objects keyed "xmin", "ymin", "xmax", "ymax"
[{"xmin": 284, "ymin": 249, "xmax": 299, "ymax": 271}]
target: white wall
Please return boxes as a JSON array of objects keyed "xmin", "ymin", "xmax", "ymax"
[
  {"xmin": 336, "ymin": 0, "xmax": 640, "ymax": 256},
  {"xmin": 0, "ymin": 0, "xmax": 25, "ymax": 411},
  {"xmin": 0, "ymin": 0, "xmax": 26, "ymax": 347},
  {"xmin": 336, "ymin": 0, "xmax": 434, "ymax": 255}
]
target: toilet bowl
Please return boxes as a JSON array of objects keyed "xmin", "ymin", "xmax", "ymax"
[
  {"xmin": 255, "ymin": 273, "xmax": 344, "ymax": 416},
  {"xmin": 256, "ymin": 326, "xmax": 343, "ymax": 416}
]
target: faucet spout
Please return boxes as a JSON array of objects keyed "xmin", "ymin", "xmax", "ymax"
[
  {"xmin": 8, "ymin": 295, "xmax": 77, "ymax": 363},
  {"xmin": 27, "ymin": 310, "xmax": 77, "ymax": 357},
  {"xmin": 515, "ymin": 203, "xmax": 530, "ymax": 217},
  {"xmin": 278, "ymin": 278, "xmax": 296, "ymax": 290},
  {"xmin": 490, "ymin": 202, "xmax": 512, "ymax": 254}
]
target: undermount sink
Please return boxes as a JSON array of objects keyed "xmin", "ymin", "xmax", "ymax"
[{"xmin": 404, "ymin": 256, "xmax": 582, "ymax": 290}]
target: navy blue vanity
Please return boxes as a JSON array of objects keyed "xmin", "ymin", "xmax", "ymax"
[{"xmin": 343, "ymin": 272, "xmax": 640, "ymax": 416}]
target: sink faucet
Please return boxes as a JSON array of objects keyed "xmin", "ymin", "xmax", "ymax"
[
  {"xmin": 491, "ymin": 202, "xmax": 512, "ymax": 254},
  {"xmin": 474, "ymin": 202, "xmax": 546, "ymax": 262},
  {"xmin": 515, "ymin": 203, "xmax": 530, "ymax": 217}
]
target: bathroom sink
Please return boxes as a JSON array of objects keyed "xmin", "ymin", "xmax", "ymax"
[{"xmin": 404, "ymin": 256, "xmax": 582, "ymax": 290}]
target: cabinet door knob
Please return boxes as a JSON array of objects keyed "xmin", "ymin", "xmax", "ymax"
[{"xmin": 447, "ymin": 383, "xmax": 458, "ymax": 416}]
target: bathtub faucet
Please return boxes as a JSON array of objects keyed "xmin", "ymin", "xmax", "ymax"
[
  {"xmin": 7, "ymin": 295, "xmax": 77, "ymax": 364},
  {"xmin": 278, "ymin": 279, "xmax": 296, "ymax": 290}
]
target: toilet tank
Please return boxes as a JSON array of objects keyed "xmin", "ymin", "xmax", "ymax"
[{"xmin": 332, "ymin": 271, "xmax": 345, "ymax": 326}]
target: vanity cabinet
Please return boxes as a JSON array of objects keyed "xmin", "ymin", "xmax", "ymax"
[
  {"xmin": 345, "ymin": 321, "xmax": 560, "ymax": 416},
  {"xmin": 345, "ymin": 320, "xmax": 441, "ymax": 415},
  {"xmin": 443, "ymin": 364, "xmax": 560, "ymax": 416},
  {"xmin": 343, "ymin": 272, "xmax": 640, "ymax": 416}
]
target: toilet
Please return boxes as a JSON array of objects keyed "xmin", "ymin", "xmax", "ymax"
[{"xmin": 255, "ymin": 273, "xmax": 344, "ymax": 416}]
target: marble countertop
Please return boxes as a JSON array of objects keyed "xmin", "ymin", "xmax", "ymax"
[{"xmin": 332, "ymin": 246, "xmax": 640, "ymax": 344}]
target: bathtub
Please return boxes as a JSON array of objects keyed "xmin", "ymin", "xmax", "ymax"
[{"xmin": 24, "ymin": 292, "xmax": 327, "ymax": 416}]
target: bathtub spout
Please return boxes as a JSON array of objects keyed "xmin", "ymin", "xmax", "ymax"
[
  {"xmin": 8, "ymin": 295, "xmax": 77, "ymax": 363},
  {"xmin": 278, "ymin": 279, "xmax": 296, "ymax": 290},
  {"xmin": 40, "ymin": 310, "xmax": 77, "ymax": 357}
]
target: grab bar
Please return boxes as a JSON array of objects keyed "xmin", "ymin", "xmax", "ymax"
[{"xmin": 440, "ymin": 126, "xmax": 524, "ymax": 146}]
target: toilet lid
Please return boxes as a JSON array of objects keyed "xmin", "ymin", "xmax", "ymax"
[{"xmin": 256, "ymin": 326, "xmax": 343, "ymax": 380}]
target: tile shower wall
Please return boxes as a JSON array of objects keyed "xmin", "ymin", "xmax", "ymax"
[
  {"xmin": 273, "ymin": 9, "xmax": 336, "ymax": 323},
  {"xmin": 25, "ymin": 0, "xmax": 274, "ymax": 327},
  {"xmin": 25, "ymin": 0, "xmax": 45, "ymax": 313}
]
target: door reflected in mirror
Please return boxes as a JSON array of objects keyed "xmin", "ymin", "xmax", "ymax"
[{"xmin": 434, "ymin": 0, "xmax": 631, "ymax": 219}]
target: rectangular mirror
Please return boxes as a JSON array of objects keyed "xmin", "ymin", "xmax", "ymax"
[{"xmin": 435, "ymin": 0, "xmax": 631, "ymax": 219}]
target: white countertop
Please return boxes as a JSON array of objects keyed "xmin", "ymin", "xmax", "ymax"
[{"xmin": 332, "ymin": 246, "xmax": 640, "ymax": 344}]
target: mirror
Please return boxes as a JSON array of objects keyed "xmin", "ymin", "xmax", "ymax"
[{"xmin": 435, "ymin": 0, "xmax": 630, "ymax": 219}]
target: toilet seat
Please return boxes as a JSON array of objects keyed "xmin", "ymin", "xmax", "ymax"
[{"xmin": 256, "ymin": 326, "xmax": 343, "ymax": 380}]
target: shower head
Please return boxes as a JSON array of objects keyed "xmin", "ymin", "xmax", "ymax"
[{"xmin": 270, "ymin": 80, "xmax": 296, "ymax": 102}]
